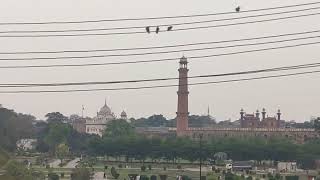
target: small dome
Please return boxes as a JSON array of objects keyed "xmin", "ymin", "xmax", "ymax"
[
  {"xmin": 121, "ymin": 110, "xmax": 127, "ymax": 117},
  {"xmin": 99, "ymin": 104, "xmax": 111, "ymax": 114}
]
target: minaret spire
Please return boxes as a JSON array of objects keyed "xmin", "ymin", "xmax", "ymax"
[{"xmin": 176, "ymin": 56, "xmax": 189, "ymax": 136}]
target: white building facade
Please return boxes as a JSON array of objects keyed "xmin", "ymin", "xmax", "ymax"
[
  {"xmin": 86, "ymin": 101, "xmax": 115, "ymax": 136},
  {"xmin": 85, "ymin": 100, "xmax": 128, "ymax": 137}
]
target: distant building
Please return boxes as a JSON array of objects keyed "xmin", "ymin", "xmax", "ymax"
[
  {"xmin": 86, "ymin": 100, "xmax": 116, "ymax": 136},
  {"xmin": 16, "ymin": 139, "xmax": 37, "ymax": 151},
  {"xmin": 232, "ymin": 161, "xmax": 254, "ymax": 171},
  {"xmin": 277, "ymin": 162, "xmax": 297, "ymax": 172},
  {"xmin": 240, "ymin": 108, "xmax": 281, "ymax": 128},
  {"xmin": 120, "ymin": 110, "xmax": 129, "ymax": 123}
]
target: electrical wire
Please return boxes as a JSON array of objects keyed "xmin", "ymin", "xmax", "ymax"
[
  {"xmin": 0, "ymin": 29, "xmax": 319, "ymax": 55},
  {"xmin": 0, "ymin": 40, "xmax": 319, "ymax": 69},
  {"xmin": 0, "ymin": 35, "xmax": 319, "ymax": 61},
  {"xmin": 0, "ymin": 12, "xmax": 319, "ymax": 37},
  {"xmin": 0, "ymin": 61, "xmax": 319, "ymax": 87},
  {"xmin": 0, "ymin": 1, "xmax": 319, "ymax": 25},
  {"xmin": 0, "ymin": 70, "xmax": 319, "ymax": 93},
  {"xmin": 0, "ymin": 6, "xmax": 319, "ymax": 34}
]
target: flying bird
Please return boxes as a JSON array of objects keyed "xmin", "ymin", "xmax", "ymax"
[
  {"xmin": 235, "ymin": 6, "xmax": 241, "ymax": 12},
  {"xmin": 156, "ymin": 26, "xmax": 160, "ymax": 34},
  {"xmin": 167, "ymin": 26, "xmax": 173, "ymax": 31},
  {"xmin": 146, "ymin": 26, "xmax": 150, "ymax": 33}
]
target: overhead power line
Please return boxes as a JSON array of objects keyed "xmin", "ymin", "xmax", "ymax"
[
  {"xmin": 0, "ymin": 70, "xmax": 319, "ymax": 93},
  {"xmin": 0, "ymin": 62, "xmax": 319, "ymax": 88},
  {"xmin": 0, "ymin": 29, "xmax": 319, "ymax": 55},
  {"xmin": 1, "ymin": 35, "xmax": 319, "ymax": 61},
  {"xmin": 0, "ymin": 1, "xmax": 319, "ymax": 25},
  {"xmin": 0, "ymin": 6, "xmax": 319, "ymax": 34},
  {"xmin": 0, "ymin": 40, "xmax": 319, "ymax": 69},
  {"xmin": 0, "ymin": 12, "xmax": 319, "ymax": 37}
]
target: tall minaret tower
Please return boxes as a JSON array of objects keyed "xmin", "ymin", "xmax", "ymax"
[{"xmin": 176, "ymin": 56, "xmax": 189, "ymax": 136}]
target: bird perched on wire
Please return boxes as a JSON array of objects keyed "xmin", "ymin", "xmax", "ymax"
[
  {"xmin": 156, "ymin": 26, "xmax": 160, "ymax": 34},
  {"xmin": 146, "ymin": 26, "xmax": 151, "ymax": 33},
  {"xmin": 235, "ymin": 6, "xmax": 241, "ymax": 12},
  {"xmin": 167, "ymin": 26, "xmax": 173, "ymax": 31}
]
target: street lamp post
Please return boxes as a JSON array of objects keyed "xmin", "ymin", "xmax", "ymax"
[{"xmin": 199, "ymin": 133, "xmax": 203, "ymax": 180}]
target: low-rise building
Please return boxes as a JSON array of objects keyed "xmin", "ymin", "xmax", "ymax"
[
  {"xmin": 277, "ymin": 162, "xmax": 297, "ymax": 172},
  {"xmin": 16, "ymin": 139, "xmax": 37, "ymax": 151}
]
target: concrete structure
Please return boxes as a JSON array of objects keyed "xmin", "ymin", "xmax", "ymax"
[
  {"xmin": 277, "ymin": 162, "xmax": 297, "ymax": 172},
  {"xmin": 176, "ymin": 56, "xmax": 189, "ymax": 136},
  {"xmin": 16, "ymin": 139, "xmax": 37, "ymax": 151}
]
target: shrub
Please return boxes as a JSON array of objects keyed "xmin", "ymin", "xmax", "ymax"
[
  {"xmin": 151, "ymin": 175, "xmax": 157, "ymax": 180},
  {"xmin": 71, "ymin": 168, "xmax": 91, "ymax": 180},
  {"xmin": 48, "ymin": 172, "xmax": 60, "ymax": 180},
  {"xmin": 262, "ymin": 174, "xmax": 266, "ymax": 178},
  {"xmin": 141, "ymin": 165, "xmax": 146, "ymax": 172},
  {"xmin": 104, "ymin": 165, "xmax": 108, "ymax": 169},
  {"xmin": 128, "ymin": 174, "xmax": 138, "ymax": 180},
  {"xmin": 163, "ymin": 167, "xmax": 167, "ymax": 171},
  {"xmin": 182, "ymin": 175, "xmax": 192, "ymax": 180},
  {"xmin": 275, "ymin": 173, "xmax": 282, "ymax": 180},
  {"xmin": 111, "ymin": 167, "xmax": 120, "ymax": 179},
  {"xmin": 160, "ymin": 175, "xmax": 168, "ymax": 180},
  {"xmin": 61, "ymin": 172, "xmax": 65, "ymax": 178},
  {"xmin": 177, "ymin": 165, "xmax": 182, "ymax": 170},
  {"xmin": 247, "ymin": 176, "xmax": 253, "ymax": 180},
  {"xmin": 140, "ymin": 175, "xmax": 150, "ymax": 180},
  {"xmin": 148, "ymin": 165, "xmax": 152, "ymax": 170}
]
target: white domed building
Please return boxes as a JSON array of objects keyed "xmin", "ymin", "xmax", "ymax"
[{"xmin": 86, "ymin": 100, "xmax": 116, "ymax": 136}]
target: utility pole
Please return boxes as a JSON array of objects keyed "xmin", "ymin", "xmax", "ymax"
[{"xmin": 199, "ymin": 133, "xmax": 203, "ymax": 180}]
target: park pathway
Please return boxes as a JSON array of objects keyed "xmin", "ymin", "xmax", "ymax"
[
  {"xmin": 64, "ymin": 157, "xmax": 80, "ymax": 168},
  {"xmin": 49, "ymin": 159, "xmax": 61, "ymax": 168},
  {"xmin": 93, "ymin": 171, "xmax": 107, "ymax": 180}
]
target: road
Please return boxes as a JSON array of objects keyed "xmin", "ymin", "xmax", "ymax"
[
  {"xmin": 64, "ymin": 157, "xmax": 80, "ymax": 168},
  {"xmin": 49, "ymin": 159, "xmax": 61, "ymax": 168}
]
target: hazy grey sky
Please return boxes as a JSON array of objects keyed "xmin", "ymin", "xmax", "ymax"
[{"xmin": 0, "ymin": 0, "xmax": 319, "ymax": 122}]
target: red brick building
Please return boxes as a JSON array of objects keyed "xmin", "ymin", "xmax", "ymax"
[{"xmin": 240, "ymin": 108, "xmax": 281, "ymax": 128}]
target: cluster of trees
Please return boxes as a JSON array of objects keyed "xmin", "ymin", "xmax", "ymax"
[
  {"xmin": 82, "ymin": 119, "xmax": 320, "ymax": 169},
  {"xmin": 0, "ymin": 107, "xmax": 35, "ymax": 151},
  {"xmin": 132, "ymin": 114, "xmax": 216, "ymax": 128},
  {"xmin": 1, "ymin": 106, "xmax": 320, "ymax": 169}
]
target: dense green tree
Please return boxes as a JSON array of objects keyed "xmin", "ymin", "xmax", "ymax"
[
  {"xmin": 56, "ymin": 143, "xmax": 69, "ymax": 165},
  {"xmin": 71, "ymin": 168, "xmax": 91, "ymax": 180},
  {"xmin": 4, "ymin": 160, "xmax": 45, "ymax": 180},
  {"xmin": 45, "ymin": 112, "xmax": 68, "ymax": 124},
  {"xmin": 315, "ymin": 117, "xmax": 320, "ymax": 134},
  {"xmin": 44, "ymin": 122, "xmax": 72, "ymax": 152},
  {"xmin": 133, "ymin": 115, "xmax": 168, "ymax": 127},
  {"xmin": 104, "ymin": 119, "xmax": 135, "ymax": 137},
  {"xmin": 0, "ymin": 107, "xmax": 35, "ymax": 151}
]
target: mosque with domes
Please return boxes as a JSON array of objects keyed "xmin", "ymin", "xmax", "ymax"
[{"xmin": 85, "ymin": 100, "xmax": 128, "ymax": 136}]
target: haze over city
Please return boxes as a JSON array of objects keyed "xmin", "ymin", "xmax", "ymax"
[{"xmin": 1, "ymin": 0, "xmax": 320, "ymax": 122}]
